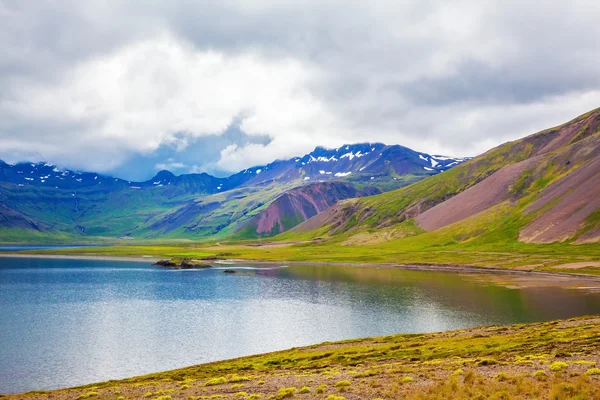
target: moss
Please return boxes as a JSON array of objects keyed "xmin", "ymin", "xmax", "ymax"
[
  {"xmin": 230, "ymin": 375, "xmax": 251, "ymax": 383},
  {"xmin": 274, "ymin": 387, "xmax": 296, "ymax": 399},
  {"xmin": 298, "ymin": 386, "xmax": 310, "ymax": 394},
  {"xmin": 205, "ymin": 377, "xmax": 227, "ymax": 386},
  {"xmin": 534, "ymin": 370, "xmax": 548, "ymax": 381},
  {"xmin": 549, "ymin": 362, "xmax": 568, "ymax": 372},
  {"xmin": 584, "ymin": 368, "xmax": 600, "ymax": 376}
]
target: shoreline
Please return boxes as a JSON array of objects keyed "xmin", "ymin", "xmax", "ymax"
[
  {"xmin": 218, "ymin": 258, "xmax": 600, "ymax": 281},
  {"xmin": 4, "ymin": 316, "xmax": 600, "ymax": 399},
  {"xmin": 2, "ymin": 252, "xmax": 600, "ymax": 283}
]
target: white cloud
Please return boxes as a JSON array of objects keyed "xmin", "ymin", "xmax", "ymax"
[
  {"xmin": 1, "ymin": 0, "xmax": 599, "ymax": 174},
  {"xmin": 0, "ymin": 34, "xmax": 322, "ymax": 171},
  {"xmin": 155, "ymin": 161, "xmax": 186, "ymax": 171}
]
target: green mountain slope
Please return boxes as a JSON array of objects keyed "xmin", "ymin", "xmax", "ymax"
[{"xmin": 285, "ymin": 108, "xmax": 600, "ymax": 247}]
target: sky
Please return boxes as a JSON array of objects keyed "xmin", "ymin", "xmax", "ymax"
[{"xmin": 1, "ymin": 1, "xmax": 599, "ymax": 180}]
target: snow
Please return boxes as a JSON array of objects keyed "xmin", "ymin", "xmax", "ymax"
[
  {"xmin": 256, "ymin": 169, "xmax": 262, "ymax": 174},
  {"xmin": 24, "ymin": 177, "xmax": 33, "ymax": 181},
  {"xmin": 76, "ymin": 178, "xmax": 82, "ymax": 182},
  {"xmin": 40, "ymin": 179, "xmax": 45, "ymax": 183},
  {"xmin": 340, "ymin": 151, "xmax": 366, "ymax": 161},
  {"xmin": 430, "ymin": 159, "xmax": 439, "ymax": 167},
  {"xmin": 334, "ymin": 171, "xmax": 351, "ymax": 177},
  {"xmin": 17, "ymin": 171, "xmax": 23, "ymax": 174},
  {"xmin": 424, "ymin": 167, "xmax": 434, "ymax": 171},
  {"xmin": 311, "ymin": 155, "xmax": 337, "ymax": 162},
  {"xmin": 319, "ymin": 170, "xmax": 326, "ymax": 174},
  {"xmin": 359, "ymin": 166, "xmax": 366, "ymax": 171},
  {"xmin": 94, "ymin": 176, "xmax": 98, "ymax": 180},
  {"xmin": 304, "ymin": 176, "xmax": 311, "ymax": 180},
  {"xmin": 18, "ymin": 184, "xmax": 24, "ymax": 187},
  {"xmin": 130, "ymin": 186, "xmax": 141, "ymax": 189},
  {"xmin": 53, "ymin": 168, "xmax": 60, "ymax": 172},
  {"xmin": 431, "ymin": 155, "xmax": 454, "ymax": 161},
  {"xmin": 370, "ymin": 177, "xmax": 375, "ymax": 180},
  {"xmin": 371, "ymin": 147, "xmax": 375, "ymax": 151},
  {"xmin": 419, "ymin": 154, "xmax": 429, "ymax": 161}
]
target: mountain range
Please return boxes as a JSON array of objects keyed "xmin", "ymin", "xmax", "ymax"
[{"xmin": 0, "ymin": 143, "xmax": 467, "ymax": 242}]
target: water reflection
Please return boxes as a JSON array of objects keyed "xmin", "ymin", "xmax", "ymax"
[{"xmin": 0, "ymin": 258, "xmax": 599, "ymax": 394}]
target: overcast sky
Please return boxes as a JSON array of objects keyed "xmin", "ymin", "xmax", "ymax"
[{"xmin": 1, "ymin": 1, "xmax": 599, "ymax": 180}]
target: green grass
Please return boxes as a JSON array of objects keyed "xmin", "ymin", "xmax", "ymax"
[{"xmin": 8, "ymin": 316, "xmax": 600, "ymax": 399}]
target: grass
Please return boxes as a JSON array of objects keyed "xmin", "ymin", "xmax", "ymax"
[
  {"xmin": 28, "ymin": 230, "xmax": 600, "ymax": 277},
  {"xmin": 6, "ymin": 316, "xmax": 600, "ymax": 399}
]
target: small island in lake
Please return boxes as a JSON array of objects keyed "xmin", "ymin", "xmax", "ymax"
[{"xmin": 154, "ymin": 258, "xmax": 213, "ymax": 269}]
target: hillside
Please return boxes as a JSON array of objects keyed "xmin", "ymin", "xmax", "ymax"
[
  {"xmin": 8, "ymin": 316, "xmax": 600, "ymax": 399},
  {"xmin": 0, "ymin": 144, "xmax": 466, "ymax": 242},
  {"xmin": 288, "ymin": 108, "xmax": 600, "ymax": 246}
]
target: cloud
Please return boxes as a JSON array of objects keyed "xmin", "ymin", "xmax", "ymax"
[
  {"xmin": 155, "ymin": 160, "xmax": 186, "ymax": 171},
  {"xmin": 0, "ymin": 0, "xmax": 599, "ymax": 175}
]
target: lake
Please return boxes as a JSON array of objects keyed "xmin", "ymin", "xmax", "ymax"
[{"xmin": 1, "ymin": 256, "xmax": 600, "ymax": 394}]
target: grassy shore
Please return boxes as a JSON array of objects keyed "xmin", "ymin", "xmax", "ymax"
[
  {"xmin": 7, "ymin": 316, "xmax": 600, "ymax": 400},
  {"xmin": 19, "ymin": 238, "xmax": 600, "ymax": 276}
]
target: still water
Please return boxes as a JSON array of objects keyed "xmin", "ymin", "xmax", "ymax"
[{"xmin": 1, "ymin": 256, "xmax": 599, "ymax": 393}]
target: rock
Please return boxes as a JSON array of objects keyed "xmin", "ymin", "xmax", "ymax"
[
  {"xmin": 222, "ymin": 269, "xmax": 237, "ymax": 274},
  {"xmin": 154, "ymin": 259, "xmax": 177, "ymax": 267},
  {"xmin": 154, "ymin": 258, "xmax": 213, "ymax": 269},
  {"xmin": 180, "ymin": 260, "xmax": 212, "ymax": 269}
]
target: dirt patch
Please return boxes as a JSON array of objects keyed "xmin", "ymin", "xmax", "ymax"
[
  {"xmin": 536, "ymin": 111, "xmax": 600, "ymax": 155},
  {"xmin": 551, "ymin": 262, "xmax": 600, "ymax": 269},
  {"xmin": 520, "ymin": 156, "xmax": 600, "ymax": 243},
  {"xmin": 416, "ymin": 159, "xmax": 534, "ymax": 231}
]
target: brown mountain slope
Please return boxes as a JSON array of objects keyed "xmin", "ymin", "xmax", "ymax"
[
  {"xmin": 236, "ymin": 181, "xmax": 379, "ymax": 237},
  {"xmin": 287, "ymin": 107, "xmax": 600, "ymax": 245}
]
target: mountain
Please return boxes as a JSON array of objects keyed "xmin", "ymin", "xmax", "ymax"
[
  {"xmin": 287, "ymin": 108, "xmax": 600, "ymax": 245},
  {"xmin": 0, "ymin": 143, "xmax": 467, "ymax": 242},
  {"xmin": 234, "ymin": 181, "xmax": 381, "ymax": 238}
]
